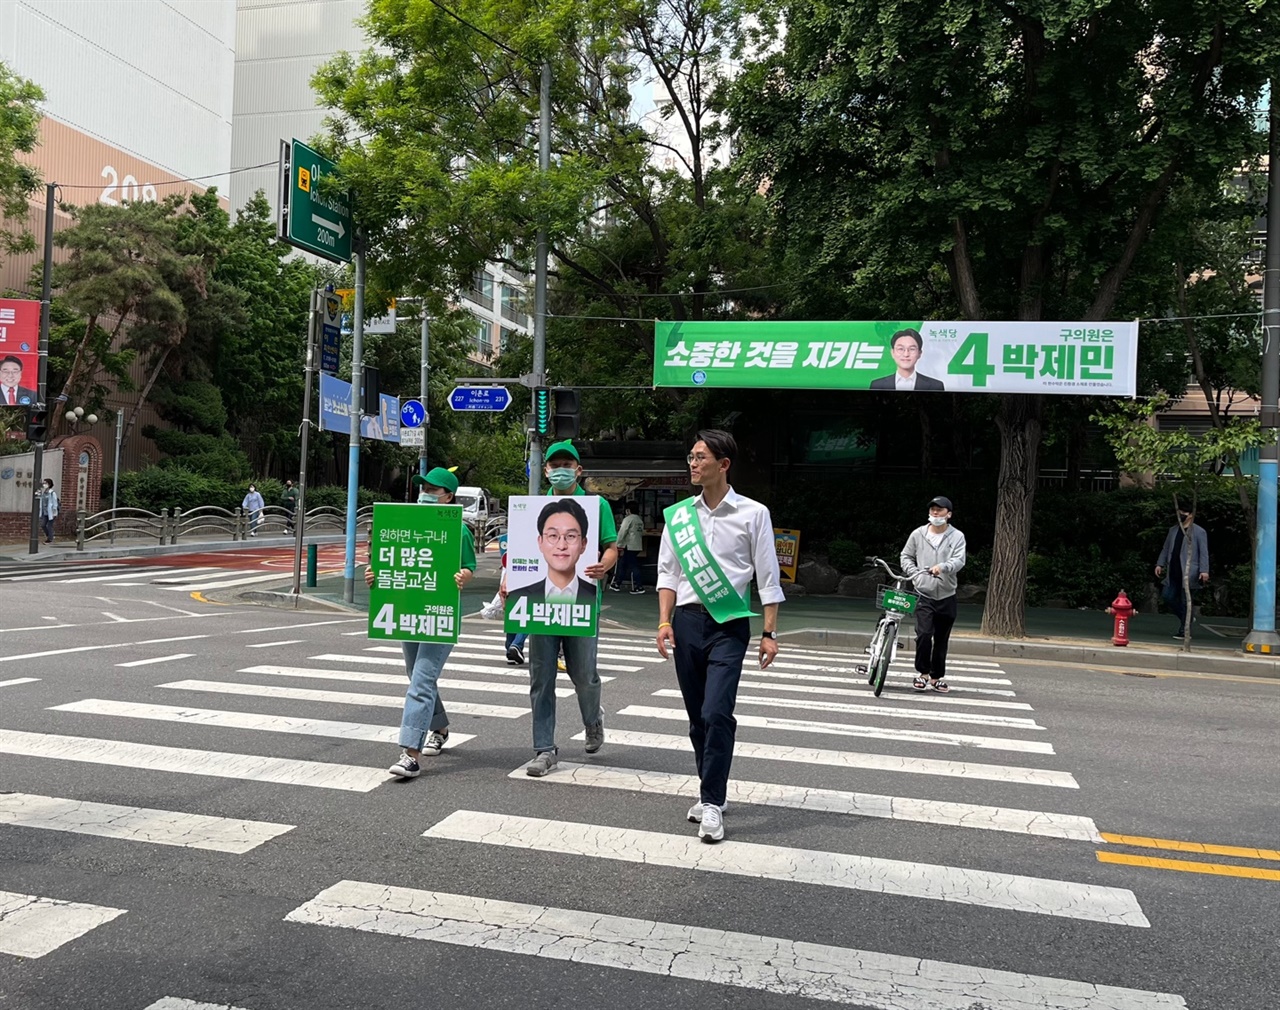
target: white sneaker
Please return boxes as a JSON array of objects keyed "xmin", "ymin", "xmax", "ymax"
[
  {"xmin": 421, "ymin": 730, "xmax": 449, "ymax": 756},
  {"xmin": 698, "ymin": 804, "xmax": 724, "ymax": 843},
  {"xmin": 686, "ymin": 800, "xmax": 729, "ymax": 823}
]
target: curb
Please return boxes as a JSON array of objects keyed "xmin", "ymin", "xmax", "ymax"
[
  {"xmin": 235, "ymin": 588, "xmax": 362, "ymax": 614},
  {"xmin": 0, "ymin": 534, "xmax": 349, "ymax": 564},
  {"xmin": 779, "ymin": 627, "xmax": 1280, "ymax": 679}
]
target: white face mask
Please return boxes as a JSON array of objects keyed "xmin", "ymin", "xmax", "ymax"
[{"xmin": 928, "ymin": 514, "xmax": 948, "ymax": 527}]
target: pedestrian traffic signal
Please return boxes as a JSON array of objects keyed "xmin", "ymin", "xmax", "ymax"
[
  {"xmin": 533, "ymin": 386, "xmax": 551, "ymax": 437},
  {"xmin": 24, "ymin": 405, "xmax": 47, "ymax": 442},
  {"xmin": 553, "ymin": 387, "xmax": 580, "ymax": 439}
]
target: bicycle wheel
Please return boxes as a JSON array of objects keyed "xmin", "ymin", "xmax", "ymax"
[
  {"xmin": 871, "ymin": 622, "xmax": 896, "ymax": 697},
  {"xmin": 862, "ymin": 622, "xmax": 884, "ymax": 683}
]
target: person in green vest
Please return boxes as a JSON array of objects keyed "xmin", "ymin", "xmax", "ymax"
[
  {"xmin": 655, "ymin": 429, "xmax": 784, "ymax": 843},
  {"xmin": 281, "ymin": 479, "xmax": 299, "ymax": 533},
  {"xmin": 505, "ymin": 439, "xmax": 618, "ymax": 777},
  {"xmin": 364, "ymin": 466, "xmax": 476, "ymax": 780}
]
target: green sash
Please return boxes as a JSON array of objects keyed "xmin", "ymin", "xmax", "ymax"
[{"xmin": 664, "ymin": 499, "xmax": 758, "ymax": 622}]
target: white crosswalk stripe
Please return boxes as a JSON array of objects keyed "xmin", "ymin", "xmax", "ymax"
[
  {"xmin": 143, "ymin": 999, "xmax": 254, "ymax": 1010},
  {"xmin": 235, "ymin": 663, "xmax": 576, "ymax": 698},
  {"xmin": 286, "ymin": 882, "xmax": 1184, "ymax": 1008},
  {"xmin": 0, "ymin": 889, "xmax": 127, "ymax": 958},
  {"xmin": 156, "ymin": 678, "xmax": 531, "ymax": 718},
  {"xmin": 735, "ymin": 677, "xmax": 1032, "ymax": 709},
  {"xmin": 324, "ymin": 649, "xmax": 645, "ymax": 674},
  {"xmin": 0, "ymin": 677, "xmax": 39, "ymax": 688},
  {"xmin": 423, "ymin": 810, "xmax": 1148, "ymax": 925}
]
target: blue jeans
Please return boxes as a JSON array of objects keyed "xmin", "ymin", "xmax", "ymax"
[
  {"xmin": 671, "ymin": 607, "xmax": 750, "ymax": 807},
  {"xmin": 399, "ymin": 641, "xmax": 451, "ymax": 750},
  {"xmin": 527, "ymin": 634, "xmax": 602, "ymax": 753},
  {"xmin": 614, "ymin": 548, "xmax": 642, "ymax": 588},
  {"xmin": 506, "ymin": 632, "xmax": 528, "ymax": 649},
  {"xmin": 1163, "ymin": 580, "xmax": 1200, "ymax": 634}
]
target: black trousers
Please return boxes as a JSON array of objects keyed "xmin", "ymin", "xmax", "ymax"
[
  {"xmin": 914, "ymin": 594, "xmax": 957, "ymax": 680},
  {"xmin": 672, "ymin": 606, "xmax": 750, "ymax": 807}
]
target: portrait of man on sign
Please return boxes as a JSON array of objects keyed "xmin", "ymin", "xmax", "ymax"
[
  {"xmin": 505, "ymin": 498, "xmax": 597, "ymax": 608},
  {"xmin": 0, "ymin": 355, "xmax": 36, "ymax": 406},
  {"xmin": 869, "ymin": 328, "xmax": 945, "ymax": 392}
]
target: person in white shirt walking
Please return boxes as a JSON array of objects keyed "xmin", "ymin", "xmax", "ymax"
[
  {"xmin": 900, "ymin": 495, "xmax": 966, "ymax": 693},
  {"xmin": 242, "ymin": 484, "xmax": 264, "ymax": 537},
  {"xmin": 655, "ymin": 429, "xmax": 784, "ymax": 844},
  {"xmin": 38, "ymin": 478, "xmax": 59, "ymax": 544},
  {"xmin": 611, "ymin": 504, "xmax": 645, "ymax": 593}
]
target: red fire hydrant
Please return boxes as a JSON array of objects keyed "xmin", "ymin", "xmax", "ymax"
[{"xmin": 1106, "ymin": 590, "xmax": 1136, "ymax": 647}]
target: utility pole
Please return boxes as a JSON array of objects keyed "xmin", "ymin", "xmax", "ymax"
[
  {"xmin": 420, "ymin": 312, "xmax": 429, "ymax": 477},
  {"xmin": 110, "ymin": 408, "xmax": 123, "ymax": 545},
  {"xmin": 528, "ymin": 61, "xmax": 551, "ymax": 495},
  {"xmin": 293, "ymin": 287, "xmax": 319, "ymax": 596},
  {"xmin": 343, "ymin": 243, "xmax": 366, "ymax": 604},
  {"xmin": 1246, "ymin": 77, "xmax": 1280, "ymax": 656},
  {"xmin": 28, "ymin": 182, "xmax": 55, "ymax": 555}
]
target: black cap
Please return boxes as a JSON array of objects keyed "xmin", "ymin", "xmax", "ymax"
[{"xmin": 929, "ymin": 496, "xmax": 953, "ymax": 510}]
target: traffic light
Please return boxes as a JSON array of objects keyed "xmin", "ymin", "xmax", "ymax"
[
  {"xmin": 553, "ymin": 387, "xmax": 580, "ymax": 439},
  {"xmin": 533, "ymin": 386, "xmax": 551, "ymax": 437},
  {"xmin": 24, "ymin": 405, "xmax": 47, "ymax": 442},
  {"xmin": 361, "ymin": 366, "xmax": 380, "ymax": 415}
]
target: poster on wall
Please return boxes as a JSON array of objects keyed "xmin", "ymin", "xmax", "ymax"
[
  {"xmin": 0, "ymin": 298, "xmax": 40, "ymax": 406},
  {"xmin": 504, "ymin": 494, "xmax": 601, "ymax": 636},
  {"xmin": 653, "ymin": 319, "xmax": 1139, "ymax": 397}
]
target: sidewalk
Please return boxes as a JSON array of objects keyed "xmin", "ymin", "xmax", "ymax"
[{"xmin": 268, "ymin": 563, "xmax": 1277, "ymax": 680}]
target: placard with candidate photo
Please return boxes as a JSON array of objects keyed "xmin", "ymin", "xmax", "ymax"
[{"xmin": 504, "ymin": 494, "xmax": 602, "ymax": 636}]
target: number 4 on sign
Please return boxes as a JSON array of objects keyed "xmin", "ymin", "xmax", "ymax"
[
  {"xmin": 373, "ymin": 603, "xmax": 396, "ymax": 636},
  {"xmin": 947, "ymin": 331, "xmax": 996, "ymax": 387}
]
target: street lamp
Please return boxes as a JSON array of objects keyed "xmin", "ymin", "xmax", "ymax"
[{"xmin": 63, "ymin": 405, "xmax": 99, "ymax": 434}]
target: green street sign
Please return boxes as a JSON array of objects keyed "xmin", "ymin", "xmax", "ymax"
[{"xmin": 280, "ymin": 139, "xmax": 352, "ymax": 263}]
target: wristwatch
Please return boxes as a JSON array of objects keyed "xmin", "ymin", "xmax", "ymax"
[{"xmin": 761, "ymin": 630, "xmax": 778, "ymax": 640}]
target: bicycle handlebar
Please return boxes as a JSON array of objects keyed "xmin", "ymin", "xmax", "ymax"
[{"xmin": 865, "ymin": 555, "xmax": 911, "ymax": 584}]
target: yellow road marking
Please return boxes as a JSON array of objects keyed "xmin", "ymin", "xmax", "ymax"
[
  {"xmin": 1100, "ymin": 832, "xmax": 1280, "ymax": 862},
  {"xmin": 1098, "ymin": 851, "xmax": 1280, "ymax": 881},
  {"xmin": 189, "ymin": 592, "xmax": 227, "ymax": 606}
]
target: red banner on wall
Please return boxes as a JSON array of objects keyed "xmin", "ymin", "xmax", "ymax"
[{"xmin": 0, "ymin": 298, "xmax": 39, "ymax": 406}]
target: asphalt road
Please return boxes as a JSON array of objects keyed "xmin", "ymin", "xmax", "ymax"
[{"xmin": 0, "ymin": 568, "xmax": 1274, "ymax": 1010}]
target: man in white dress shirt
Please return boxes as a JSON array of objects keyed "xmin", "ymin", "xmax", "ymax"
[{"xmin": 655, "ymin": 429, "xmax": 784, "ymax": 843}]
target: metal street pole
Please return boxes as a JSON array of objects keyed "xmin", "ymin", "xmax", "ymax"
[
  {"xmin": 1246, "ymin": 79, "xmax": 1280, "ymax": 655},
  {"xmin": 343, "ymin": 246, "xmax": 366, "ymax": 604},
  {"xmin": 110, "ymin": 408, "xmax": 123, "ymax": 545},
  {"xmin": 420, "ymin": 312, "xmax": 429, "ymax": 477},
  {"xmin": 28, "ymin": 182, "xmax": 55, "ymax": 555},
  {"xmin": 293, "ymin": 287, "xmax": 319, "ymax": 596},
  {"xmin": 528, "ymin": 61, "xmax": 551, "ymax": 495}
]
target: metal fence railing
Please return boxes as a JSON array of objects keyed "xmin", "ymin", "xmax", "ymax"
[{"xmin": 74, "ymin": 504, "xmax": 375, "ymax": 551}]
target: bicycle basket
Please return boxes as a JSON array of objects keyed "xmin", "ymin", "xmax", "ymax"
[{"xmin": 878, "ymin": 585, "xmax": 918, "ymax": 614}]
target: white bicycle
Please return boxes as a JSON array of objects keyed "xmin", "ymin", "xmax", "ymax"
[{"xmin": 854, "ymin": 556, "xmax": 919, "ymax": 697}]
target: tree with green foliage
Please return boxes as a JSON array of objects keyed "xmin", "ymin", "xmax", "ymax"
[
  {"xmin": 0, "ymin": 61, "xmax": 43, "ymax": 258},
  {"xmin": 728, "ymin": 0, "xmax": 1280, "ymax": 636}
]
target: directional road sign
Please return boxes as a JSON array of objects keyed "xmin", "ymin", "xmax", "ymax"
[
  {"xmin": 449, "ymin": 386, "xmax": 512, "ymax": 412},
  {"xmin": 282, "ymin": 139, "xmax": 352, "ymax": 263},
  {"xmin": 400, "ymin": 399, "xmax": 426, "ymax": 428}
]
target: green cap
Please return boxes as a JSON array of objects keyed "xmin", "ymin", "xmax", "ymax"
[
  {"xmin": 545, "ymin": 440, "xmax": 580, "ymax": 463},
  {"xmin": 411, "ymin": 467, "xmax": 459, "ymax": 492}
]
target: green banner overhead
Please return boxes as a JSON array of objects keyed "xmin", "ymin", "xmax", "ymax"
[
  {"xmin": 368, "ymin": 504, "xmax": 464, "ymax": 644},
  {"xmin": 652, "ymin": 320, "xmax": 1138, "ymax": 396}
]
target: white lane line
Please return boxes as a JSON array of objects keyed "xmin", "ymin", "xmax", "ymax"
[
  {"xmin": 55, "ymin": 567, "xmax": 194, "ymax": 584},
  {"xmin": 156, "ymin": 680, "xmax": 528, "ymax": 719},
  {"xmin": 236, "ymin": 664, "xmax": 575, "ymax": 698},
  {"xmin": 0, "ymin": 565, "xmax": 129, "ymax": 582},
  {"xmin": 781, "ymin": 646, "xmax": 1005, "ymax": 668},
  {"xmin": 0, "ymin": 793, "xmax": 293, "ymax": 853},
  {"xmin": 143, "ymin": 568, "xmax": 237, "ymax": 584},
  {"xmin": 144, "ymin": 999, "xmax": 254, "ymax": 1010},
  {"xmin": 341, "ymin": 653, "xmax": 613, "ymax": 684},
  {"xmin": 115, "ymin": 654, "xmax": 195, "ymax": 668},
  {"xmin": 246, "ymin": 639, "xmax": 305, "ymax": 648},
  {"xmin": 774, "ymin": 661, "xmax": 1014, "ymax": 685},
  {"xmin": 735, "ymin": 678, "xmax": 1032, "ymax": 710},
  {"xmin": 0, "ymin": 643, "xmax": 129, "ymax": 663},
  {"xmin": 163, "ymin": 572, "xmax": 293, "ymax": 592},
  {"xmin": 575, "ymin": 728, "xmax": 1078, "ymax": 788},
  {"xmin": 291, "ymin": 884, "xmax": 1181, "ymax": 1008},
  {"xmin": 0, "ymin": 677, "xmax": 39, "ymax": 688},
  {"xmin": 517, "ymin": 762, "xmax": 1101, "ymax": 842},
  {"xmin": 651, "ymin": 689, "xmax": 1043, "ymax": 731},
  {"xmin": 424, "ymin": 811, "xmax": 1148, "ymax": 926},
  {"xmin": 703, "ymin": 664, "xmax": 1018, "ymax": 697},
  {"xmin": 0, "ymin": 728, "xmax": 387, "ymax": 792},
  {"xmin": 311, "ymin": 652, "xmax": 641, "ymax": 675},
  {"xmin": 0, "ymin": 889, "xmax": 127, "ymax": 958},
  {"xmin": 52, "ymin": 698, "xmax": 474, "ymax": 750},
  {"xmin": 239, "ymin": 619, "xmax": 364, "ymax": 634},
  {"xmin": 137, "ymin": 635, "xmax": 211, "ymax": 645},
  {"xmin": 619, "ymin": 705, "xmax": 1055, "ymax": 754}
]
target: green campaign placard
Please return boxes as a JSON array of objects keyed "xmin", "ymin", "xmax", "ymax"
[
  {"xmin": 652, "ymin": 319, "xmax": 1138, "ymax": 396},
  {"xmin": 368, "ymin": 503, "xmax": 463, "ymax": 643},
  {"xmin": 504, "ymin": 495, "xmax": 601, "ymax": 637}
]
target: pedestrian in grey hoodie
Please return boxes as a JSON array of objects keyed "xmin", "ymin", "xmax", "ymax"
[{"xmin": 900, "ymin": 495, "xmax": 966, "ymax": 693}]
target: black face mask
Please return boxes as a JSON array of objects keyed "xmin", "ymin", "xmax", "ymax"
[{"xmin": 1178, "ymin": 513, "xmax": 1191, "ymax": 523}]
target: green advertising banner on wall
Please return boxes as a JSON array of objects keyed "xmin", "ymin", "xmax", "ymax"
[
  {"xmin": 653, "ymin": 319, "xmax": 1138, "ymax": 396},
  {"xmin": 368, "ymin": 503, "xmax": 463, "ymax": 644}
]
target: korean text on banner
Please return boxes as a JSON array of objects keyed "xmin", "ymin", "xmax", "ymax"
[
  {"xmin": 774, "ymin": 528, "xmax": 801, "ymax": 584},
  {"xmin": 504, "ymin": 495, "xmax": 601, "ymax": 637},
  {"xmin": 368, "ymin": 504, "xmax": 463, "ymax": 644},
  {"xmin": 653, "ymin": 320, "xmax": 1138, "ymax": 397},
  {"xmin": 318, "ymin": 373, "xmax": 400, "ymax": 443}
]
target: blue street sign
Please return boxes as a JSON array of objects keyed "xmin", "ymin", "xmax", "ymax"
[
  {"xmin": 400, "ymin": 399, "xmax": 426, "ymax": 428},
  {"xmin": 449, "ymin": 386, "xmax": 512, "ymax": 412}
]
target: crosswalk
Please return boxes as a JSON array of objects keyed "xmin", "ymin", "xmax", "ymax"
[
  {"xmin": 2, "ymin": 628, "xmax": 1187, "ymax": 1007},
  {"xmin": 0, "ymin": 560, "xmax": 295, "ymax": 593}
]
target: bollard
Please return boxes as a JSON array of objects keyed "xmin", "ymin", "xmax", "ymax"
[{"xmin": 306, "ymin": 543, "xmax": 318, "ymax": 587}]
